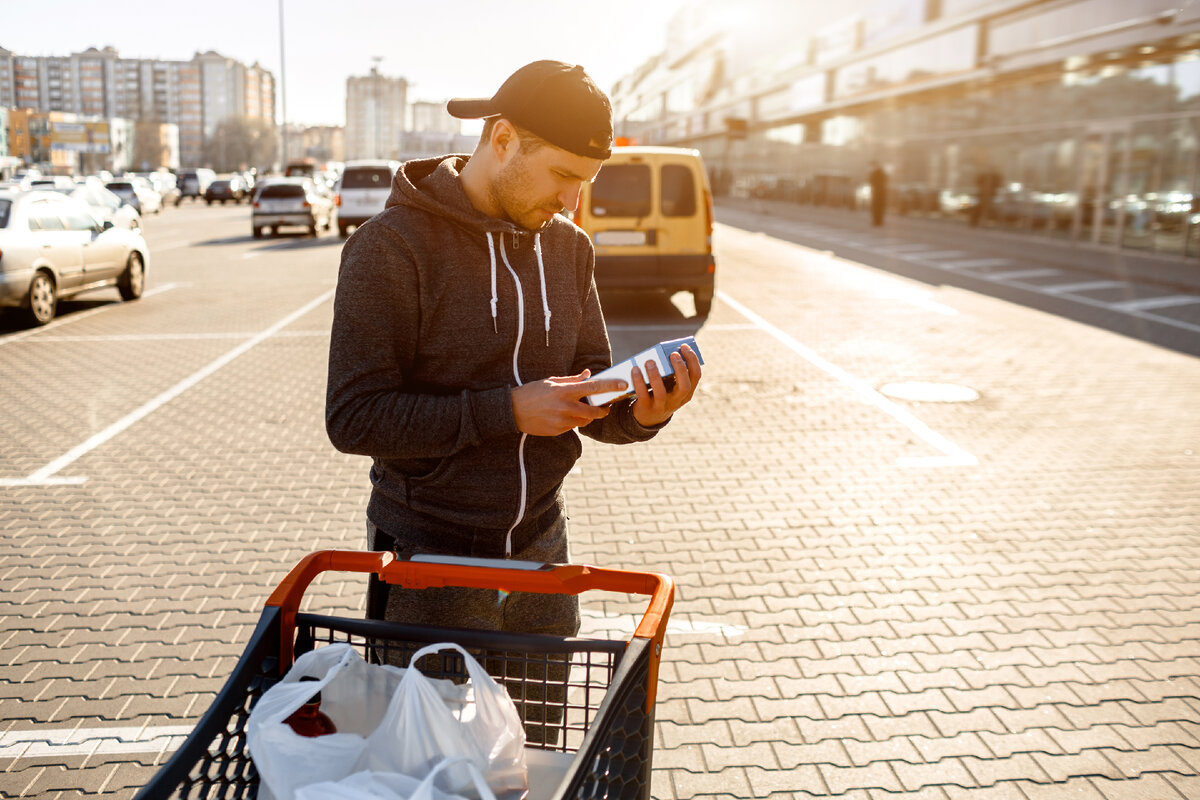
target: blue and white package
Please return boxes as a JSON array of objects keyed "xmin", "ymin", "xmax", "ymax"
[{"xmin": 584, "ymin": 336, "xmax": 704, "ymax": 406}]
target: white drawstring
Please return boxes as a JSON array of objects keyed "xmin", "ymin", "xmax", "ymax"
[
  {"xmin": 497, "ymin": 235, "xmax": 529, "ymax": 558},
  {"xmin": 486, "ymin": 232, "xmax": 498, "ymax": 333},
  {"xmin": 534, "ymin": 232, "xmax": 551, "ymax": 346}
]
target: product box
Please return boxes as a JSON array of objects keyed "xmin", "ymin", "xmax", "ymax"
[{"xmin": 584, "ymin": 336, "xmax": 704, "ymax": 406}]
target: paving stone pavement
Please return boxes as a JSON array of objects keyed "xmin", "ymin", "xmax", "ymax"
[{"xmin": 1, "ymin": 203, "xmax": 1198, "ymax": 799}]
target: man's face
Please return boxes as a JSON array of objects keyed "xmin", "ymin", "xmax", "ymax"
[{"xmin": 491, "ymin": 136, "xmax": 604, "ymax": 232}]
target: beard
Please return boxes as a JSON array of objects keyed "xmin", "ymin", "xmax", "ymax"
[{"xmin": 491, "ymin": 153, "xmax": 560, "ymax": 232}]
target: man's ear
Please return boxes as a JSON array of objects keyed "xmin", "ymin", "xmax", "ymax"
[{"xmin": 491, "ymin": 118, "xmax": 520, "ymax": 163}]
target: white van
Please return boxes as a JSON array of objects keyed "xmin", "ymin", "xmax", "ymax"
[{"xmin": 335, "ymin": 160, "xmax": 399, "ymax": 237}]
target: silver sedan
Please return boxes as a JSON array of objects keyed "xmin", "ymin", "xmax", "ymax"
[{"xmin": 0, "ymin": 189, "xmax": 150, "ymax": 326}]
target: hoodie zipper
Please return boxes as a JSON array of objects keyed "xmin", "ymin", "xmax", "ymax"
[{"xmin": 498, "ymin": 236, "xmax": 528, "ymax": 557}]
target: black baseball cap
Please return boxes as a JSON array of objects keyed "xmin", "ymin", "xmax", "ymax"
[{"xmin": 447, "ymin": 60, "xmax": 613, "ymax": 160}]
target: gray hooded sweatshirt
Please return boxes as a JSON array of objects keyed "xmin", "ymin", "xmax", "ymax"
[{"xmin": 326, "ymin": 155, "xmax": 662, "ymax": 553}]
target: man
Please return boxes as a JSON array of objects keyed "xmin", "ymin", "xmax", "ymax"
[
  {"xmin": 868, "ymin": 161, "xmax": 888, "ymax": 227},
  {"xmin": 325, "ymin": 61, "xmax": 701, "ymax": 646}
]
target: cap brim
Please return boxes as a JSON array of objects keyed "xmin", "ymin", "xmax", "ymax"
[{"xmin": 446, "ymin": 98, "xmax": 498, "ymax": 119}]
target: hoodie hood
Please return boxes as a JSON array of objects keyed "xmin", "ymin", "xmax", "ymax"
[
  {"xmin": 386, "ymin": 154, "xmax": 556, "ymax": 343},
  {"xmin": 386, "ymin": 155, "xmax": 522, "ymax": 236}
]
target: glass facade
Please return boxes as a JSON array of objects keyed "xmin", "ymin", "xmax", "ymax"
[{"xmin": 613, "ymin": 0, "xmax": 1200, "ymax": 258}]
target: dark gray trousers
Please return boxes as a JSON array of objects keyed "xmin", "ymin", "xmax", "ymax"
[{"xmin": 365, "ymin": 509, "xmax": 580, "ymax": 744}]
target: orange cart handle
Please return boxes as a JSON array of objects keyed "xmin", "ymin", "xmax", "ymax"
[{"xmin": 265, "ymin": 550, "xmax": 675, "ymax": 705}]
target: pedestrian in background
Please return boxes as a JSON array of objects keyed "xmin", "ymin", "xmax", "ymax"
[
  {"xmin": 324, "ymin": 60, "xmax": 702, "ymax": 737},
  {"xmin": 869, "ymin": 161, "xmax": 888, "ymax": 227}
]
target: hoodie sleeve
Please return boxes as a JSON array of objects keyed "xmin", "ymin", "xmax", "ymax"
[
  {"xmin": 326, "ymin": 223, "xmax": 517, "ymax": 459},
  {"xmin": 570, "ymin": 238, "xmax": 667, "ymax": 445}
]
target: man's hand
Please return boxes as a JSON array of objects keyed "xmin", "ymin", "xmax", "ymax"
[
  {"xmin": 511, "ymin": 370, "xmax": 629, "ymax": 436},
  {"xmin": 631, "ymin": 344, "xmax": 702, "ymax": 428}
]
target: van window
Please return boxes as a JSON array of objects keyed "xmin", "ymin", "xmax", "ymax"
[
  {"xmin": 591, "ymin": 163, "xmax": 651, "ymax": 217},
  {"xmin": 0, "ymin": 199, "xmax": 10, "ymax": 228},
  {"xmin": 661, "ymin": 164, "xmax": 697, "ymax": 217},
  {"xmin": 342, "ymin": 168, "xmax": 391, "ymax": 189}
]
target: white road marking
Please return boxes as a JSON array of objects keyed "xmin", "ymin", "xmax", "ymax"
[
  {"xmin": 875, "ymin": 243, "xmax": 936, "ymax": 253},
  {"xmin": 0, "ymin": 725, "xmax": 193, "ymax": 758},
  {"xmin": 20, "ymin": 330, "xmax": 329, "ymax": 343},
  {"xmin": 904, "ymin": 250, "xmax": 966, "ymax": 259},
  {"xmin": 986, "ymin": 268, "xmax": 1062, "ymax": 281},
  {"xmin": 717, "ymin": 290, "xmax": 977, "ymax": 468},
  {"xmin": 1038, "ymin": 285, "xmax": 1200, "ymax": 333},
  {"xmin": 0, "ymin": 283, "xmax": 182, "ymax": 347},
  {"xmin": 580, "ymin": 609, "xmax": 747, "ymax": 638},
  {"xmin": 1040, "ymin": 280, "xmax": 1126, "ymax": 295},
  {"xmin": 1110, "ymin": 294, "xmax": 1200, "ymax": 312},
  {"xmin": 932, "ymin": 258, "xmax": 1014, "ymax": 270},
  {"xmin": 0, "ymin": 289, "xmax": 335, "ymax": 487},
  {"xmin": 606, "ymin": 324, "xmax": 698, "ymax": 332}
]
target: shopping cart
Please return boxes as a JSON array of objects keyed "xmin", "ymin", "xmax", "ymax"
[{"xmin": 134, "ymin": 549, "xmax": 675, "ymax": 800}]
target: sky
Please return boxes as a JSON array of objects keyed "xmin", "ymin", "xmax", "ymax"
[{"xmin": 1, "ymin": 0, "xmax": 692, "ymax": 127}]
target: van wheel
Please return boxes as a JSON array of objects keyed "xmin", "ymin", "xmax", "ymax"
[
  {"xmin": 693, "ymin": 288, "xmax": 713, "ymax": 318},
  {"xmin": 253, "ymin": 226, "xmax": 262, "ymax": 239},
  {"xmin": 26, "ymin": 271, "xmax": 57, "ymax": 326},
  {"xmin": 338, "ymin": 223, "xmax": 349, "ymax": 238},
  {"xmin": 119, "ymin": 252, "xmax": 145, "ymax": 301}
]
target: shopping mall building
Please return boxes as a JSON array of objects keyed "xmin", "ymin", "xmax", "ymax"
[{"xmin": 609, "ymin": 0, "xmax": 1200, "ymax": 258}]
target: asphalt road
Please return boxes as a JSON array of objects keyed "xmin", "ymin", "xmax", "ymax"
[{"xmin": 1, "ymin": 199, "xmax": 1198, "ymax": 799}]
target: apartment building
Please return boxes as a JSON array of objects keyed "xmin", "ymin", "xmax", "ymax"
[
  {"xmin": 0, "ymin": 44, "xmax": 275, "ymax": 168},
  {"xmin": 611, "ymin": 0, "xmax": 1200, "ymax": 259},
  {"xmin": 345, "ymin": 67, "xmax": 408, "ymax": 160}
]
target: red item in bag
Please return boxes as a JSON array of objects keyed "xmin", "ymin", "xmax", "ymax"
[{"xmin": 284, "ymin": 676, "xmax": 337, "ymax": 737}]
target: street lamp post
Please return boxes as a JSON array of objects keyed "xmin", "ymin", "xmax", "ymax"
[
  {"xmin": 279, "ymin": 0, "xmax": 288, "ymax": 169},
  {"xmin": 372, "ymin": 56, "xmax": 382, "ymax": 160}
]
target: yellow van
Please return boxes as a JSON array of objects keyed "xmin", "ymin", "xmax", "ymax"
[{"xmin": 573, "ymin": 146, "xmax": 716, "ymax": 316}]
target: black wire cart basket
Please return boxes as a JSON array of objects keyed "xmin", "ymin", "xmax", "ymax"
[{"xmin": 133, "ymin": 550, "xmax": 675, "ymax": 800}]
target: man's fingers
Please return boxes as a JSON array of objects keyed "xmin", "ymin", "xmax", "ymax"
[{"xmin": 576, "ymin": 377, "xmax": 630, "ymax": 395}]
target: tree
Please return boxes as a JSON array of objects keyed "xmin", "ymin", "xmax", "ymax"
[
  {"xmin": 132, "ymin": 116, "xmax": 166, "ymax": 172},
  {"xmin": 204, "ymin": 116, "xmax": 277, "ymax": 172}
]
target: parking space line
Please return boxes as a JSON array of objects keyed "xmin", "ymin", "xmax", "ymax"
[
  {"xmin": 0, "ymin": 725, "xmax": 193, "ymax": 758},
  {"xmin": 932, "ymin": 258, "xmax": 1014, "ymax": 270},
  {"xmin": 0, "ymin": 283, "xmax": 182, "ymax": 347},
  {"xmin": 986, "ymin": 268, "xmax": 1062, "ymax": 281},
  {"xmin": 1110, "ymin": 294, "xmax": 1200, "ymax": 311},
  {"xmin": 20, "ymin": 330, "xmax": 329, "ymax": 343},
  {"xmin": 0, "ymin": 289, "xmax": 334, "ymax": 487},
  {"xmin": 716, "ymin": 290, "xmax": 977, "ymax": 468},
  {"xmin": 875, "ymin": 243, "xmax": 936, "ymax": 253},
  {"xmin": 903, "ymin": 250, "xmax": 966, "ymax": 260},
  {"xmin": 1038, "ymin": 280, "xmax": 1126, "ymax": 295}
]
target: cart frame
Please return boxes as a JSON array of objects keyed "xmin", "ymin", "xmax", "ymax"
[{"xmin": 134, "ymin": 550, "xmax": 674, "ymax": 800}]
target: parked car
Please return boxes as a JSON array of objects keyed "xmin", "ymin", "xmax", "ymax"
[
  {"xmin": 251, "ymin": 178, "xmax": 334, "ymax": 237},
  {"xmin": 334, "ymin": 160, "xmax": 398, "ymax": 237},
  {"xmin": 571, "ymin": 146, "xmax": 716, "ymax": 317},
  {"xmin": 0, "ymin": 189, "xmax": 149, "ymax": 326},
  {"xmin": 105, "ymin": 180, "xmax": 143, "ymax": 215},
  {"xmin": 128, "ymin": 176, "xmax": 164, "ymax": 214},
  {"xmin": 68, "ymin": 182, "xmax": 142, "ymax": 231},
  {"xmin": 142, "ymin": 171, "xmax": 180, "ymax": 206},
  {"xmin": 205, "ymin": 175, "xmax": 247, "ymax": 204},
  {"xmin": 28, "ymin": 176, "xmax": 78, "ymax": 192},
  {"xmin": 176, "ymin": 168, "xmax": 217, "ymax": 204}
]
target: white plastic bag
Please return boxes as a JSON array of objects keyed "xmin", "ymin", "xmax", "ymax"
[
  {"xmin": 296, "ymin": 757, "xmax": 497, "ymax": 800},
  {"xmin": 247, "ymin": 642, "xmax": 527, "ymax": 800},
  {"xmin": 247, "ymin": 644, "xmax": 388, "ymax": 800},
  {"xmin": 362, "ymin": 643, "xmax": 527, "ymax": 797}
]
